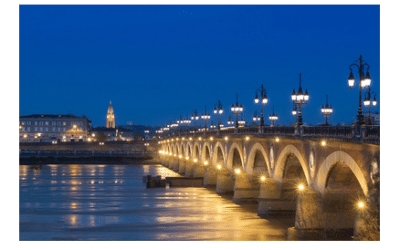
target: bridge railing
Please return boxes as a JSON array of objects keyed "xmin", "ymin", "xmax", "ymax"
[
  {"xmin": 302, "ymin": 126, "xmax": 353, "ymax": 138},
  {"xmin": 162, "ymin": 125, "xmax": 379, "ymax": 144}
]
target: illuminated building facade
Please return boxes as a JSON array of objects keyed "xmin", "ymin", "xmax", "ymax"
[
  {"xmin": 19, "ymin": 114, "xmax": 91, "ymax": 142},
  {"xmin": 106, "ymin": 100, "xmax": 115, "ymax": 128}
]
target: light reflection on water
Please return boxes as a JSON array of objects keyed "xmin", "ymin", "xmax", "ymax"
[{"xmin": 19, "ymin": 164, "xmax": 293, "ymax": 241}]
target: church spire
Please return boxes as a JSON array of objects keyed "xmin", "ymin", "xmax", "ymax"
[{"xmin": 106, "ymin": 100, "xmax": 115, "ymax": 128}]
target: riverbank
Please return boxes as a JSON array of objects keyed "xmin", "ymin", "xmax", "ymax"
[{"xmin": 19, "ymin": 156, "xmax": 160, "ymax": 165}]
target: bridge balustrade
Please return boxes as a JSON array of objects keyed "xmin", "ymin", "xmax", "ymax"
[
  {"xmin": 237, "ymin": 127, "xmax": 259, "ymax": 134},
  {"xmin": 162, "ymin": 125, "xmax": 379, "ymax": 144},
  {"xmin": 302, "ymin": 126, "xmax": 353, "ymax": 138}
]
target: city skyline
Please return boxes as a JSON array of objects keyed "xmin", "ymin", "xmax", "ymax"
[{"xmin": 19, "ymin": 5, "xmax": 380, "ymax": 128}]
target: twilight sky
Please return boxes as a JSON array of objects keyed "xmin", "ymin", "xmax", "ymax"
[{"xmin": 19, "ymin": 4, "xmax": 380, "ymax": 128}]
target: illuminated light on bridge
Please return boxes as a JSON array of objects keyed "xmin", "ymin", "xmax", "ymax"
[
  {"xmin": 193, "ymin": 158, "xmax": 198, "ymax": 163},
  {"xmin": 298, "ymin": 184, "xmax": 305, "ymax": 192},
  {"xmin": 216, "ymin": 164, "xmax": 222, "ymax": 170},
  {"xmin": 357, "ymin": 201, "xmax": 365, "ymax": 209},
  {"xmin": 260, "ymin": 175, "xmax": 266, "ymax": 182},
  {"xmin": 321, "ymin": 140, "xmax": 327, "ymax": 146},
  {"xmin": 204, "ymin": 161, "xmax": 208, "ymax": 166},
  {"xmin": 210, "ymin": 137, "xmax": 214, "ymax": 141},
  {"xmin": 245, "ymin": 136, "xmax": 250, "ymax": 141},
  {"xmin": 224, "ymin": 136, "xmax": 229, "ymax": 141},
  {"xmin": 186, "ymin": 157, "xmax": 189, "ymax": 160},
  {"xmin": 179, "ymin": 155, "xmax": 182, "ymax": 159},
  {"xmin": 234, "ymin": 168, "xmax": 241, "ymax": 174},
  {"xmin": 198, "ymin": 137, "xmax": 202, "ymax": 141},
  {"xmin": 275, "ymin": 137, "xmax": 280, "ymax": 142}
]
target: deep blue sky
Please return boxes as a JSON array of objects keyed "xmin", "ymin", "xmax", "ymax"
[{"xmin": 19, "ymin": 5, "xmax": 380, "ymax": 128}]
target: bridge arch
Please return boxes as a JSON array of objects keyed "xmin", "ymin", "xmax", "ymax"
[
  {"xmin": 274, "ymin": 144, "xmax": 310, "ymax": 185},
  {"xmin": 202, "ymin": 143, "xmax": 212, "ymax": 163},
  {"xmin": 212, "ymin": 142, "xmax": 225, "ymax": 166},
  {"xmin": 193, "ymin": 143, "xmax": 201, "ymax": 160},
  {"xmin": 315, "ymin": 151, "xmax": 368, "ymax": 196},
  {"xmin": 227, "ymin": 142, "xmax": 244, "ymax": 172},
  {"xmin": 245, "ymin": 142, "xmax": 271, "ymax": 178},
  {"xmin": 179, "ymin": 143, "xmax": 185, "ymax": 157}
]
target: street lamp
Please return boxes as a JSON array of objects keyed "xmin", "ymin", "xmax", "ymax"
[
  {"xmin": 210, "ymin": 121, "xmax": 217, "ymax": 129},
  {"xmin": 348, "ymin": 55, "xmax": 372, "ymax": 125},
  {"xmin": 254, "ymin": 84, "xmax": 268, "ymax": 128},
  {"xmin": 231, "ymin": 93, "xmax": 243, "ymax": 128},
  {"xmin": 201, "ymin": 105, "xmax": 211, "ymax": 131},
  {"xmin": 253, "ymin": 111, "xmax": 261, "ymax": 124},
  {"xmin": 268, "ymin": 106, "xmax": 278, "ymax": 126},
  {"xmin": 227, "ymin": 116, "xmax": 234, "ymax": 126},
  {"xmin": 213, "ymin": 100, "xmax": 223, "ymax": 131},
  {"xmin": 363, "ymin": 89, "xmax": 378, "ymax": 124},
  {"xmin": 291, "ymin": 73, "xmax": 309, "ymax": 126},
  {"xmin": 191, "ymin": 109, "xmax": 199, "ymax": 132},
  {"xmin": 238, "ymin": 114, "xmax": 246, "ymax": 127},
  {"xmin": 182, "ymin": 114, "xmax": 191, "ymax": 132},
  {"xmin": 321, "ymin": 95, "xmax": 333, "ymax": 126}
]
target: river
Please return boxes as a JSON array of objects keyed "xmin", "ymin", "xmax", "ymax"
[{"xmin": 19, "ymin": 164, "xmax": 294, "ymax": 241}]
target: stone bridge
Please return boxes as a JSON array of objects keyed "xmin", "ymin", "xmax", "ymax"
[{"xmin": 157, "ymin": 125, "xmax": 380, "ymax": 237}]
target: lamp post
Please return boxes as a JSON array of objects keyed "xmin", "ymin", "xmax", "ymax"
[
  {"xmin": 182, "ymin": 114, "xmax": 191, "ymax": 132},
  {"xmin": 201, "ymin": 105, "xmax": 211, "ymax": 130},
  {"xmin": 231, "ymin": 93, "xmax": 243, "ymax": 128},
  {"xmin": 213, "ymin": 100, "xmax": 223, "ymax": 131},
  {"xmin": 363, "ymin": 89, "xmax": 378, "ymax": 124},
  {"xmin": 227, "ymin": 116, "xmax": 234, "ymax": 126},
  {"xmin": 291, "ymin": 73, "xmax": 309, "ymax": 126},
  {"xmin": 254, "ymin": 84, "xmax": 268, "ymax": 128},
  {"xmin": 348, "ymin": 55, "xmax": 372, "ymax": 125},
  {"xmin": 253, "ymin": 111, "xmax": 261, "ymax": 124},
  {"xmin": 210, "ymin": 121, "xmax": 217, "ymax": 129},
  {"xmin": 177, "ymin": 115, "xmax": 183, "ymax": 134},
  {"xmin": 321, "ymin": 95, "xmax": 333, "ymax": 126},
  {"xmin": 191, "ymin": 109, "xmax": 199, "ymax": 132},
  {"xmin": 238, "ymin": 114, "xmax": 246, "ymax": 127},
  {"xmin": 268, "ymin": 106, "xmax": 278, "ymax": 126}
]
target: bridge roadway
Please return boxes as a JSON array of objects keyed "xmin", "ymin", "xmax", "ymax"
[{"xmin": 157, "ymin": 125, "xmax": 380, "ymax": 239}]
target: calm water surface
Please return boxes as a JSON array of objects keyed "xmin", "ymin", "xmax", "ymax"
[{"xmin": 19, "ymin": 164, "xmax": 294, "ymax": 241}]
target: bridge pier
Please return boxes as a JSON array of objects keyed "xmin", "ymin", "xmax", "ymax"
[
  {"xmin": 178, "ymin": 159, "xmax": 186, "ymax": 174},
  {"xmin": 216, "ymin": 168, "xmax": 234, "ymax": 194},
  {"xmin": 203, "ymin": 165, "xmax": 217, "ymax": 186},
  {"xmin": 172, "ymin": 158, "xmax": 179, "ymax": 172},
  {"xmin": 233, "ymin": 173, "xmax": 258, "ymax": 203},
  {"xmin": 257, "ymin": 177, "xmax": 296, "ymax": 216},
  {"xmin": 185, "ymin": 162, "xmax": 194, "ymax": 177},
  {"xmin": 290, "ymin": 187, "xmax": 357, "ymax": 240},
  {"xmin": 193, "ymin": 164, "xmax": 204, "ymax": 177}
]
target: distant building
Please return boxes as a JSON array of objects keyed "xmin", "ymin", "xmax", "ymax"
[
  {"xmin": 106, "ymin": 100, "xmax": 115, "ymax": 128},
  {"xmin": 19, "ymin": 114, "xmax": 91, "ymax": 142}
]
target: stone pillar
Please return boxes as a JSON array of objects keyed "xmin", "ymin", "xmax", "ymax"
[
  {"xmin": 203, "ymin": 165, "xmax": 217, "ymax": 186},
  {"xmin": 295, "ymin": 187, "xmax": 325, "ymax": 230},
  {"xmin": 178, "ymin": 159, "xmax": 186, "ymax": 174},
  {"xmin": 185, "ymin": 162, "xmax": 194, "ymax": 177},
  {"xmin": 172, "ymin": 158, "xmax": 179, "ymax": 172},
  {"xmin": 216, "ymin": 168, "xmax": 234, "ymax": 194},
  {"xmin": 193, "ymin": 164, "xmax": 204, "ymax": 177},
  {"xmin": 257, "ymin": 177, "xmax": 296, "ymax": 216},
  {"xmin": 233, "ymin": 172, "xmax": 258, "ymax": 203}
]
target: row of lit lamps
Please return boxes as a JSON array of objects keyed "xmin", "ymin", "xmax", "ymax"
[{"xmin": 157, "ymin": 55, "xmax": 377, "ymax": 132}]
